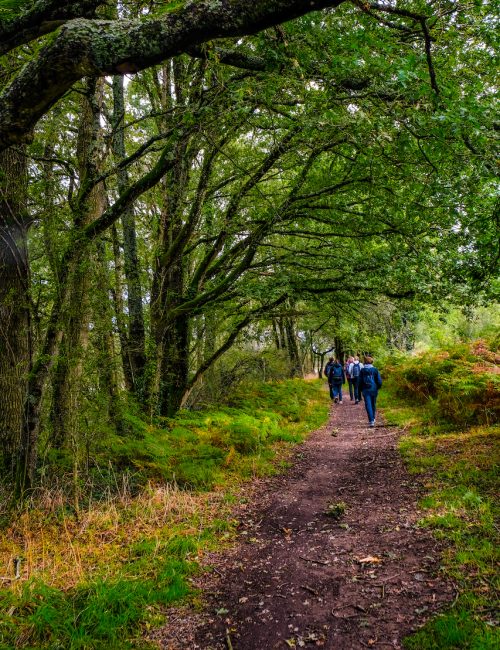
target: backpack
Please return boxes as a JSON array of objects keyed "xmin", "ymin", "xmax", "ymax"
[
  {"xmin": 360, "ymin": 367, "xmax": 377, "ymax": 390},
  {"xmin": 329, "ymin": 363, "xmax": 343, "ymax": 383},
  {"xmin": 351, "ymin": 362, "xmax": 361, "ymax": 378}
]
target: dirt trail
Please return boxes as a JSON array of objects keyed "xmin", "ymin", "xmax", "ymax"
[{"xmin": 152, "ymin": 398, "xmax": 454, "ymax": 649}]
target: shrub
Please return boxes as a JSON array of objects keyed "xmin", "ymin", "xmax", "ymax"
[{"xmin": 385, "ymin": 341, "xmax": 500, "ymax": 426}]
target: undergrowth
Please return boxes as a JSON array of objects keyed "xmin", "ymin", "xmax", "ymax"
[
  {"xmin": 0, "ymin": 379, "xmax": 328, "ymax": 649},
  {"xmin": 379, "ymin": 340, "xmax": 499, "ymax": 649}
]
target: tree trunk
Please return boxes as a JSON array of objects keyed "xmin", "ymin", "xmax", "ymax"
[
  {"xmin": 51, "ymin": 78, "xmax": 105, "ymax": 448},
  {"xmin": 334, "ymin": 336, "xmax": 344, "ymax": 364},
  {"xmin": 111, "ymin": 223, "xmax": 134, "ymax": 392},
  {"xmin": 284, "ymin": 317, "xmax": 303, "ymax": 378},
  {"xmin": 158, "ymin": 312, "xmax": 190, "ymax": 417},
  {"xmin": 272, "ymin": 319, "xmax": 282, "ymax": 350},
  {"xmin": 112, "ymin": 75, "xmax": 146, "ymax": 396},
  {"xmin": 94, "ymin": 239, "xmax": 125, "ymax": 435},
  {"xmin": 50, "ymin": 255, "xmax": 92, "ymax": 447},
  {"xmin": 0, "ymin": 147, "xmax": 30, "ymax": 476},
  {"xmin": 319, "ymin": 352, "xmax": 326, "ymax": 379}
]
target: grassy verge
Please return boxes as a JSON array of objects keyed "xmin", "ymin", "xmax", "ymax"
[
  {"xmin": 378, "ymin": 349, "xmax": 499, "ymax": 649},
  {"xmin": 0, "ymin": 379, "xmax": 329, "ymax": 650}
]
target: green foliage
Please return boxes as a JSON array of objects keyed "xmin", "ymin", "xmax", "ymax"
[
  {"xmin": 0, "ymin": 0, "xmax": 31, "ymax": 19},
  {"xmin": 404, "ymin": 611, "xmax": 499, "ymax": 650},
  {"xmin": 0, "ymin": 378, "xmax": 328, "ymax": 649},
  {"xmin": 0, "ymin": 540, "xmax": 194, "ymax": 649},
  {"xmin": 380, "ymin": 347, "xmax": 499, "ymax": 649},
  {"xmin": 95, "ymin": 380, "xmax": 327, "ymax": 489},
  {"xmin": 324, "ymin": 501, "xmax": 347, "ymax": 520},
  {"xmin": 383, "ymin": 340, "xmax": 500, "ymax": 427},
  {"xmin": 412, "ymin": 306, "xmax": 500, "ymax": 352},
  {"xmin": 39, "ymin": 379, "xmax": 327, "ymax": 494}
]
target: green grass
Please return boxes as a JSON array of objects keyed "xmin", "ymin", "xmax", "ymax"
[
  {"xmin": 106, "ymin": 378, "xmax": 328, "ymax": 490},
  {"xmin": 379, "ymin": 345, "xmax": 499, "ymax": 649},
  {"xmin": 0, "ymin": 378, "xmax": 329, "ymax": 649},
  {"xmin": 0, "ymin": 527, "xmax": 201, "ymax": 649}
]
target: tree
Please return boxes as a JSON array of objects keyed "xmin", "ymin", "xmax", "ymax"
[
  {"xmin": 0, "ymin": 146, "xmax": 29, "ymax": 475},
  {"xmin": 1, "ymin": 0, "xmax": 498, "ymax": 496}
]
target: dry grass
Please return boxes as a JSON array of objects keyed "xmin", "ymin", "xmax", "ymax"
[{"xmin": 1, "ymin": 482, "xmax": 231, "ymax": 591}]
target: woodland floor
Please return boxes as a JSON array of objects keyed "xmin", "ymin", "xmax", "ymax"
[{"xmin": 150, "ymin": 392, "xmax": 455, "ymax": 649}]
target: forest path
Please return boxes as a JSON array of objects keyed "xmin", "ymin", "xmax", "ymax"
[{"xmin": 152, "ymin": 395, "xmax": 455, "ymax": 649}]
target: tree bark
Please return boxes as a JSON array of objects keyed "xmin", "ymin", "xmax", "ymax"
[
  {"xmin": 334, "ymin": 336, "xmax": 344, "ymax": 364},
  {"xmin": 111, "ymin": 75, "xmax": 146, "ymax": 397},
  {"xmin": 0, "ymin": 0, "xmax": 345, "ymax": 151},
  {"xmin": 158, "ymin": 311, "xmax": 190, "ymax": 417},
  {"xmin": 0, "ymin": 147, "xmax": 30, "ymax": 476},
  {"xmin": 51, "ymin": 78, "xmax": 105, "ymax": 448},
  {"xmin": 284, "ymin": 316, "xmax": 303, "ymax": 378}
]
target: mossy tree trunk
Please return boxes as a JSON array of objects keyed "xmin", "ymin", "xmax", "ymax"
[
  {"xmin": 111, "ymin": 74, "xmax": 146, "ymax": 397},
  {"xmin": 0, "ymin": 147, "xmax": 30, "ymax": 476},
  {"xmin": 51, "ymin": 78, "xmax": 106, "ymax": 449},
  {"xmin": 0, "ymin": 0, "xmax": 346, "ymax": 150}
]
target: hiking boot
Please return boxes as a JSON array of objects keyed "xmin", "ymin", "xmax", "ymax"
[
  {"xmin": 369, "ymin": 421, "xmax": 375, "ymax": 427},
  {"xmin": 334, "ymin": 397, "xmax": 339, "ymax": 404}
]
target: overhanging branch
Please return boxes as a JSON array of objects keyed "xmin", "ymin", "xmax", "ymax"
[{"xmin": 0, "ymin": 0, "xmax": 345, "ymax": 151}]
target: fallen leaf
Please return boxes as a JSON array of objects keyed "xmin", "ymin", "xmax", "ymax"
[
  {"xmin": 358, "ymin": 556, "xmax": 382, "ymax": 564},
  {"xmin": 238, "ymin": 596, "xmax": 248, "ymax": 603}
]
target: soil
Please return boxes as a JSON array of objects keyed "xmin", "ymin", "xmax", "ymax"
[{"xmin": 150, "ymin": 396, "xmax": 455, "ymax": 649}]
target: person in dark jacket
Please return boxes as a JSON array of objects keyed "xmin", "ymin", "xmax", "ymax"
[
  {"xmin": 324, "ymin": 357, "xmax": 335, "ymax": 400},
  {"xmin": 348, "ymin": 356, "xmax": 363, "ymax": 404},
  {"xmin": 327, "ymin": 358, "xmax": 346, "ymax": 404},
  {"xmin": 345, "ymin": 356, "xmax": 355, "ymax": 400},
  {"xmin": 358, "ymin": 355, "xmax": 382, "ymax": 426}
]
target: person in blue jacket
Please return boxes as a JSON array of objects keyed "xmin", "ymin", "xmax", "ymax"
[
  {"xmin": 324, "ymin": 356, "xmax": 335, "ymax": 399},
  {"xmin": 326, "ymin": 358, "xmax": 346, "ymax": 403},
  {"xmin": 358, "ymin": 355, "xmax": 382, "ymax": 426}
]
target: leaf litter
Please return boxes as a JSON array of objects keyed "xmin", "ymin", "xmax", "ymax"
[{"xmin": 149, "ymin": 399, "xmax": 455, "ymax": 649}]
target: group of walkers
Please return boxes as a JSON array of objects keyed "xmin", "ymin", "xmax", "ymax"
[{"xmin": 324, "ymin": 355, "xmax": 382, "ymax": 427}]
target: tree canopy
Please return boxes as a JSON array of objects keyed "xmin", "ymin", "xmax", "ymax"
[{"xmin": 0, "ymin": 0, "xmax": 498, "ymax": 493}]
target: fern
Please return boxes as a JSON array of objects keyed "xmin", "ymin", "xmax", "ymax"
[{"xmin": 0, "ymin": 0, "xmax": 33, "ymax": 19}]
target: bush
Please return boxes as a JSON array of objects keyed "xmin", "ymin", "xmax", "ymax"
[{"xmin": 384, "ymin": 340, "xmax": 500, "ymax": 426}]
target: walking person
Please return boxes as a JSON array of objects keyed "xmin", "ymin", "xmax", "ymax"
[
  {"xmin": 324, "ymin": 357, "xmax": 335, "ymax": 400},
  {"xmin": 345, "ymin": 356, "xmax": 355, "ymax": 401},
  {"xmin": 327, "ymin": 358, "xmax": 345, "ymax": 404},
  {"xmin": 349, "ymin": 356, "xmax": 363, "ymax": 404},
  {"xmin": 358, "ymin": 355, "xmax": 382, "ymax": 426}
]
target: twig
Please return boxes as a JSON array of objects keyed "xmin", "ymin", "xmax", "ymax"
[
  {"xmin": 299, "ymin": 555, "xmax": 330, "ymax": 566},
  {"xmin": 226, "ymin": 629, "xmax": 234, "ymax": 650},
  {"xmin": 378, "ymin": 573, "xmax": 402, "ymax": 583},
  {"xmin": 301, "ymin": 584, "xmax": 319, "ymax": 596}
]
